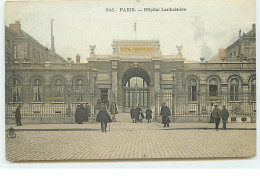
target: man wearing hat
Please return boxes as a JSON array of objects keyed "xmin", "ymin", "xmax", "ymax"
[
  {"xmin": 212, "ymin": 105, "xmax": 221, "ymax": 131},
  {"xmin": 221, "ymin": 105, "xmax": 229, "ymax": 130},
  {"xmin": 15, "ymin": 105, "xmax": 22, "ymax": 126},
  {"xmin": 96, "ymin": 104, "xmax": 112, "ymax": 132}
]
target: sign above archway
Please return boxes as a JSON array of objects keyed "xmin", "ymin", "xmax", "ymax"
[{"xmin": 120, "ymin": 46, "xmax": 154, "ymax": 52}]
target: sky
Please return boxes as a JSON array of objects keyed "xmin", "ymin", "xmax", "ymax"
[{"xmin": 5, "ymin": 0, "xmax": 256, "ymax": 62}]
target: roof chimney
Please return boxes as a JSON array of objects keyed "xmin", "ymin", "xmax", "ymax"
[
  {"xmin": 76, "ymin": 54, "xmax": 80, "ymax": 63},
  {"xmin": 9, "ymin": 21, "xmax": 21, "ymax": 35},
  {"xmin": 252, "ymin": 24, "xmax": 256, "ymax": 35},
  {"xmin": 239, "ymin": 29, "xmax": 241, "ymax": 38}
]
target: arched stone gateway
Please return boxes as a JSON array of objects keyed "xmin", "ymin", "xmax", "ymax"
[{"xmin": 122, "ymin": 67, "xmax": 150, "ymax": 109}]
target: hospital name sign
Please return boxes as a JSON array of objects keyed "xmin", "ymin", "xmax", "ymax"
[{"xmin": 120, "ymin": 46, "xmax": 154, "ymax": 52}]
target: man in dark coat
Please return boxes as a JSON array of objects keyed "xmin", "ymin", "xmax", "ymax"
[
  {"xmin": 160, "ymin": 103, "xmax": 171, "ymax": 127},
  {"xmin": 96, "ymin": 105, "xmax": 112, "ymax": 132},
  {"xmin": 212, "ymin": 105, "xmax": 221, "ymax": 131},
  {"xmin": 221, "ymin": 105, "xmax": 229, "ymax": 130},
  {"xmin": 15, "ymin": 105, "xmax": 22, "ymax": 126},
  {"xmin": 83, "ymin": 104, "xmax": 90, "ymax": 122},
  {"xmin": 146, "ymin": 108, "xmax": 152, "ymax": 123},
  {"xmin": 209, "ymin": 103, "xmax": 214, "ymax": 123},
  {"xmin": 130, "ymin": 106, "xmax": 135, "ymax": 123},
  {"xmin": 75, "ymin": 105, "xmax": 84, "ymax": 124},
  {"xmin": 134, "ymin": 104, "xmax": 141, "ymax": 123}
]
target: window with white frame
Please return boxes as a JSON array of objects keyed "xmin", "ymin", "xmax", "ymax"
[
  {"xmin": 53, "ymin": 79, "xmax": 63, "ymax": 98},
  {"xmin": 11, "ymin": 78, "xmax": 21, "ymax": 102},
  {"xmin": 33, "ymin": 79, "xmax": 42, "ymax": 102},
  {"xmin": 188, "ymin": 79, "xmax": 197, "ymax": 101},
  {"xmin": 75, "ymin": 79, "xmax": 84, "ymax": 101},
  {"xmin": 251, "ymin": 78, "xmax": 256, "ymax": 101},
  {"xmin": 209, "ymin": 78, "xmax": 218, "ymax": 96},
  {"xmin": 230, "ymin": 78, "xmax": 239, "ymax": 101}
]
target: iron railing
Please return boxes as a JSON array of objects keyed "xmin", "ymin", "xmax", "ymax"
[{"xmin": 155, "ymin": 90, "xmax": 256, "ymax": 118}]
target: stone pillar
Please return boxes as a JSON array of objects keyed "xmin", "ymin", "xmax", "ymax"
[
  {"xmin": 154, "ymin": 63, "xmax": 160, "ymax": 92},
  {"xmin": 153, "ymin": 62, "xmax": 160, "ymax": 119},
  {"xmin": 111, "ymin": 61, "xmax": 118, "ymax": 102}
]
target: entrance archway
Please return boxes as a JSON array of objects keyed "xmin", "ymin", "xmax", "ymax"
[{"xmin": 122, "ymin": 68, "xmax": 150, "ymax": 108}]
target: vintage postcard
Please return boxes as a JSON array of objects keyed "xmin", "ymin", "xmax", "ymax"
[{"xmin": 5, "ymin": 0, "xmax": 256, "ymax": 161}]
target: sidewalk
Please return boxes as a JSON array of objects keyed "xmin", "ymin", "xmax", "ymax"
[{"xmin": 6, "ymin": 121, "xmax": 256, "ymax": 132}]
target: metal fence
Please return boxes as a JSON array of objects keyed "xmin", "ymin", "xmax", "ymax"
[
  {"xmin": 5, "ymin": 92, "xmax": 97, "ymax": 118},
  {"xmin": 155, "ymin": 90, "xmax": 256, "ymax": 118}
]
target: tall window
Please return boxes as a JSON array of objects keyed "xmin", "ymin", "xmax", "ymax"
[
  {"xmin": 53, "ymin": 79, "xmax": 63, "ymax": 97},
  {"xmin": 33, "ymin": 79, "xmax": 42, "ymax": 102},
  {"xmin": 251, "ymin": 78, "xmax": 256, "ymax": 101},
  {"xmin": 230, "ymin": 78, "xmax": 239, "ymax": 101},
  {"xmin": 209, "ymin": 78, "xmax": 218, "ymax": 96},
  {"xmin": 75, "ymin": 79, "xmax": 84, "ymax": 101},
  {"xmin": 188, "ymin": 79, "xmax": 197, "ymax": 101},
  {"xmin": 11, "ymin": 78, "xmax": 21, "ymax": 102},
  {"xmin": 101, "ymin": 89, "xmax": 108, "ymax": 104},
  {"xmin": 14, "ymin": 45, "xmax": 17, "ymax": 60}
]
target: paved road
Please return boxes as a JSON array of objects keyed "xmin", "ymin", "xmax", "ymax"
[{"xmin": 5, "ymin": 122, "xmax": 256, "ymax": 161}]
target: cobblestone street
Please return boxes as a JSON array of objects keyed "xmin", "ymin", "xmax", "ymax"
[{"xmin": 5, "ymin": 120, "xmax": 256, "ymax": 162}]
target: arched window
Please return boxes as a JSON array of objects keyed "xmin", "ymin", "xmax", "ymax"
[
  {"xmin": 11, "ymin": 78, "xmax": 21, "ymax": 102},
  {"xmin": 251, "ymin": 78, "xmax": 256, "ymax": 101},
  {"xmin": 53, "ymin": 79, "xmax": 63, "ymax": 98},
  {"xmin": 33, "ymin": 79, "xmax": 42, "ymax": 102},
  {"xmin": 75, "ymin": 79, "xmax": 84, "ymax": 101},
  {"xmin": 188, "ymin": 79, "xmax": 197, "ymax": 101},
  {"xmin": 209, "ymin": 78, "xmax": 218, "ymax": 96},
  {"xmin": 126, "ymin": 77, "xmax": 147, "ymax": 88},
  {"xmin": 230, "ymin": 78, "xmax": 239, "ymax": 101}
]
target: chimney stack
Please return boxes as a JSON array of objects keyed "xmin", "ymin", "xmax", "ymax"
[
  {"xmin": 252, "ymin": 24, "xmax": 256, "ymax": 35},
  {"xmin": 76, "ymin": 54, "xmax": 80, "ymax": 63},
  {"xmin": 239, "ymin": 29, "xmax": 241, "ymax": 38},
  {"xmin": 9, "ymin": 21, "xmax": 21, "ymax": 35}
]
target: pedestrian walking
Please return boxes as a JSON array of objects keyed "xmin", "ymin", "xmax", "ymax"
[
  {"xmin": 221, "ymin": 105, "xmax": 229, "ymax": 130},
  {"xmin": 86, "ymin": 103, "xmax": 91, "ymax": 117},
  {"xmin": 96, "ymin": 105, "xmax": 112, "ymax": 132},
  {"xmin": 146, "ymin": 108, "xmax": 152, "ymax": 123},
  {"xmin": 83, "ymin": 104, "xmax": 90, "ymax": 122},
  {"xmin": 139, "ymin": 110, "xmax": 145, "ymax": 123},
  {"xmin": 75, "ymin": 104, "xmax": 84, "ymax": 124},
  {"xmin": 160, "ymin": 103, "xmax": 171, "ymax": 127},
  {"xmin": 130, "ymin": 106, "xmax": 135, "ymax": 123},
  {"xmin": 15, "ymin": 105, "xmax": 22, "ymax": 126},
  {"xmin": 209, "ymin": 103, "xmax": 214, "ymax": 123},
  {"xmin": 212, "ymin": 105, "xmax": 221, "ymax": 131},
  {"xmin": 96, "ymin": 99, "xmax": 101, "ymax": 111},
  {"xmin": 134, "ymin": 104, "xmax": 141, "ymax": 123}
]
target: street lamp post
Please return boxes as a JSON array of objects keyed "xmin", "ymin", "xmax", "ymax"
[
  {"xmin": 171, "ymin": 68, "xmax": 176, "ymax": 116},
  {"xmin": 12, "ymin": 69, "xmax": 16, "ymax": 103},
  {"xmin": 93, "ymin": 68, "xmax": 98, "ymax": 115},
  {"xmin": 198, "ymin": 89, "xmax": 201, "ymax": 121},
  {"xmin": 66, "ymin": 90, "xmax": 71, "ymax": 117}
]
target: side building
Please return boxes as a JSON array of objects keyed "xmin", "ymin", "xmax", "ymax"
[{"xmin": 5, "ymin": 22, "xmax": 256, "ymax": 124}]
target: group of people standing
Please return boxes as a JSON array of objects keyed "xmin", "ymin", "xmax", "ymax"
[
  {"xmin": 75, "ymin": 103, "xmax": 91, "ymax": 124},
  {"xmin": 130, "ymin": 105, "xmax": 152, "ymax": 123},
  {"xmin": 211, "ymin": 104, "xmax": 230, "ymax": 130}
]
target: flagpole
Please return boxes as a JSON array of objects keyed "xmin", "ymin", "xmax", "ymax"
[{"xmin": 134, "ymin": 21, "xmax": 137, "ymax": 40}]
